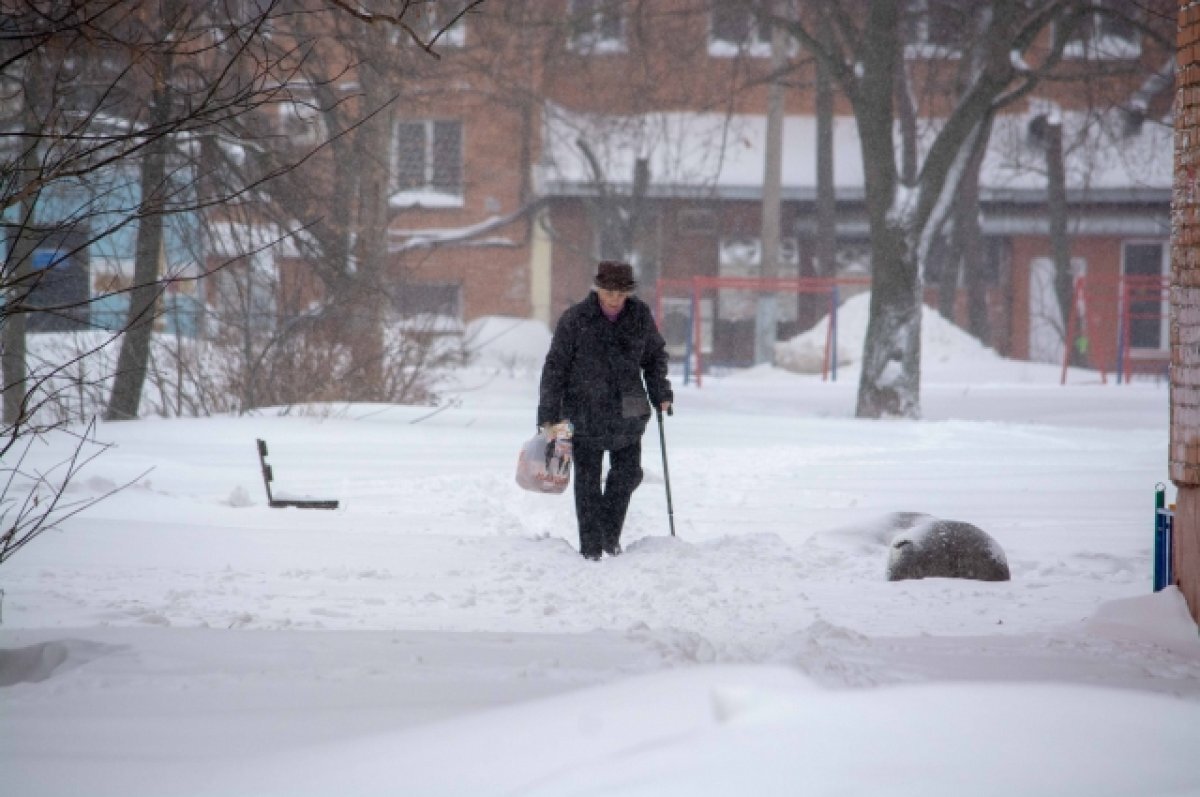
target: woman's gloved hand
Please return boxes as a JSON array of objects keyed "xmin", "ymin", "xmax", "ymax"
[
  {"xmin": 540, "ymin": 420, "xmax": 574, "ymax": 441},
  {"xmin": 539, "ymin": 420, "xmax": 573, "ymax": 471}
]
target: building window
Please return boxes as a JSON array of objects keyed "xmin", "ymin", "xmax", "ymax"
[
  {"xmin": 213, "ymin": 254, "xmax": 278, "ymax": 335},
  {"xmin": 716, "ymin": 236, "xmax": 801, "ymax": 323},
  {"xmin": 395, "ymin": 281, "xmax": 463, "ymax": 320},
  {"xmin": 661, "ymin": 297, "xmax": 713, "ymax": 357},
  {"xmin": 276, "ymin": 93, "xmax": 325, "ymax": 146},
  {"xmin": 678, "ymin": 208, "xmax": 717, "ymax": 236},
  {"xmin": 903, "ymin": 0, "xmax": 973, "ymax": 58},
  {"xmin": 411, "ymin": 3, "xmax": 467, "ymax": 48},
  {"xmin": 568, "ymin": 0, "xmax": 625, "ymax": 53},
  {"xmin": 1062, "ymin": 2, "xmax": 1140, "ymax": 60},
  {"xmin": 26, "ymin": 246, "xmax": 90, "ymax": 333},
  {"xmin": 392, "ymin": 119, "xmax": 463, "ymax": 206},
  {"xmin": 709, "ymin": 2, "xmax": 790, "ymax": 58},
  {"xmin": 1123, "ymin": 241, "xmax": 1166, "ymax": 350}
]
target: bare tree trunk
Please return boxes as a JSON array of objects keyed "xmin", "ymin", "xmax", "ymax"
[
  {"xmin": 854, "ymin": 1, "xmax": 921, "ymax": 419},
  {"xmin": 625, "ymin": 157, "xmax": 650, "ymax": 263},
  {"xmin": 628, "ymin": 158, "xmax": 658, "ymax": 304},
  {"xmin": 347, "ymin": 34, "xmax": 394, "ymax": 398},
  {"xmin": 814, "ymin": 27, "xmax": 836, "ymax": 281},
  {"xmin": 960, "ymin": 150, "xmax": 990, "ymax": 343},
  {"xmin": 105, "ymin": 57, "xmax": 174, "ymax": 423},
  {"xmin": 2, "ymin": 197, "xmax": 37, "ymax": 427},
  {"xmin": 965, "ymin": 240, "xmax": 991, "ymax": 343},
  {"xmin": 1044, "ymin": 119, "xmax": 1078, "ymax": 364},
  {"xmin": 894, "ymin": 50, "xmax": 918, "ymax": 186},
  {"xmin": 805, "ymin": 24, "xmax": 837, "ymax": 331},
  {"xmin": 105, "ymin": 128, "xmax": 168, "ymax": 421},
  {"xmin": 104, "ymin": 2, "xmax": 180, "ymax": 422},
  {"xmin": 939, "ymin": 123, "xmax": 987, "ymax": 331},
  {"xmin": 577, "ymin": 139, "xmax": 650, "ymax": 266},
  {"xmin": 2, "ymin": 57, "xmax": 47, "ymax": 428},
  {"xmin": 755, "ymin": 10, "xmax": 786, "ymax": 365},
  {"xmin": 857, "ymin": 220, "xmax": 921, "ymax": 418},
  {"xmin": 2, "ymin": 235, "xmax": 33, "ymax": 427},
  {"xmin": 934, "ymin": 229, "xmax": 957, "ymax": 319}
]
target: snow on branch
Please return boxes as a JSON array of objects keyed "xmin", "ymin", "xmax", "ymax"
[{"xmin": 388, "ymin": 200, "xmax": 546, "ymax": 254}]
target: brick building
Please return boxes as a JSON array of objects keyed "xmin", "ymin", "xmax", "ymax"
[
  {"xmin": 369, "ymin": 2, "xmax": 1174, "ymax": 376},
  {"xmin": 537, "ymin": 105, "xmax": 1170, "ymax": 368},
  {"xmin": 1171, "ymin": 0, "xmax": 1200, "ymax": 622}
]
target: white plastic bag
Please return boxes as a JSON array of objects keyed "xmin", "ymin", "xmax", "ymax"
[{"xmin": 515, "ymin": 427, "xmax": 572, "ymax": 494}]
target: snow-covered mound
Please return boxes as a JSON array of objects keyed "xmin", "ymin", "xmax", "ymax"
[
  {"xmin": 1083, "ymin": 587, "xmax": 1200, "ymax": 656},
  {"xmin": 774, "ymin": 292, "xmax": 1001, "ymax": 374},
  {"xmin": 464, "ymin": 315, "xmax": 551, "ymax": 374}
]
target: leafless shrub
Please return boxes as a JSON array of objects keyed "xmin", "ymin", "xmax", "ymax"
[{"xmin": 1, "ymin": 419, "xmax": 147, "ymax": 567}]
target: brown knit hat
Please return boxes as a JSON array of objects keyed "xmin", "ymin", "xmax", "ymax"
[{"xmin": 594, "ymin": 261, "xmax": 637, "ymax": 291}]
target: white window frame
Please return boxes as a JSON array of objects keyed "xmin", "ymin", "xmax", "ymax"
[
  {"xmin": 568, "ymin": 0, "xmax": 626, "ymax": 54},
  {"xmin": 1061, "ymin": 3, "xmax": 1141, "ymax": 61},
  {"xmin": 391, "ymin": 119, "xmax": 465, "ymax": 208}
]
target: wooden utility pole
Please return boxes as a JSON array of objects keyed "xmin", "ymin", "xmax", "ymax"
[
  {"xmin": 755, "ymin": 5, "xmax": 786, "ymax": 365},
  {"xmin": 1042, "ymin": 114, "xmax": 1075, "ymax": 359},
  {"xmin": 814, "ymin": 19, "xmax": 836, "ymax": 282}
]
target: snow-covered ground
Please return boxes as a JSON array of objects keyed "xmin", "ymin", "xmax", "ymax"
[{"xmin": 2, "ymin": 313, "xmax": 1198, "ymax": 796}]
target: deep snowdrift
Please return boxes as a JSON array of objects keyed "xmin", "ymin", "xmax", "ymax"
[{"xmin": 0, "ymin": 318, "xmax": 1193, "ymax": 796}]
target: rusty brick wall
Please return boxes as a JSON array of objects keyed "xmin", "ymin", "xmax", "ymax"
[{"xmin": 1171, "ymin": 0, "xmax": 1200, "ymax": 621}]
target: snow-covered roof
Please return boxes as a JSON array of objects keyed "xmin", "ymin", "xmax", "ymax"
[
  {"xmin": 983, "ymin": 109, "xmax": 1171, "ymax": 199},
  {"xmin": 539, "ymin": 106, "xmax": 865, "ymax": 199},
  {"xmin": 538, "ymin": 103, "xmax": 1172, "ymax": 203}
]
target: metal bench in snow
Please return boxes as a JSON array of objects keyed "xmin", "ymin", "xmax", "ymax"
[{"xmin": 255, "ymin": 439, "xmax": 339, "ymax": 510}]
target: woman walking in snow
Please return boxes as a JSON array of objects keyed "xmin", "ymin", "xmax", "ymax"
[{"xmin": 537, "ymin": 261, "xmax": 673, "ymax": 560}]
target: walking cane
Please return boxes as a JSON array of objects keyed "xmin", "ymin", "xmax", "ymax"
[{"xmin": 655, "ymin": 405, "xmax": 676, "ymax": 537}]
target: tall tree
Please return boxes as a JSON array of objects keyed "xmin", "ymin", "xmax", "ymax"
[
  {"xmin": 104, "ymin": 1, "xmax": 179, "ymax": 421},
  {"xmin": 1, "ymin": 0, "xmax": 474, "ymax": 565},
  {"xmin": 775, "ymin": 0, "xmax": 1172, "ymax": 417},
  {"xmin": 755, "ymin": 1, "xmax": 787, "ymax": 365},
  {"xmin": 813, "ymin": 12, "xmax": 837, "ymax": 283},
  {"xmin": 3, "ymin": 0, "xmax": 314, "ymax": 426}
]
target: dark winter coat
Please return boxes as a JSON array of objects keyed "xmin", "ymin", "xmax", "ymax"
[{"xmin": 538, "ymin": 292, "xmax": 673, "ymax": 449}]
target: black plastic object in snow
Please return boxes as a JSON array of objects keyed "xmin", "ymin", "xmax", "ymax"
[{"xmin": 256, "ymin": 439, "xmax": 339, "ymax": 509}]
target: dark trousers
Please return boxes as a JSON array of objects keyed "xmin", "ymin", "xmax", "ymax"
[{"xmin": 572, "ymin": 439, "xmax": 643, "ymax": 556}]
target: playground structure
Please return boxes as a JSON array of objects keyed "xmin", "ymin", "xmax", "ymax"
[
  {"xmin": 1061, "ymin": 274, "xmax": 1170, "ymax": 385},
  {"xmin": 655, "ymin": 276, "xmax": 870, "ymax": 386},
  {"xmin": 655, "ymin": 272, "xmax": 1169, "ymax": 387}
]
